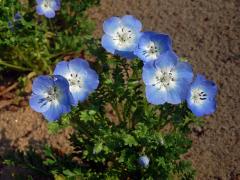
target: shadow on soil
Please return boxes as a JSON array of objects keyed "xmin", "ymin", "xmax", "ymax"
[{"xmin": 0, "ymin": 129, "xmax": 52, "ymax": 180}]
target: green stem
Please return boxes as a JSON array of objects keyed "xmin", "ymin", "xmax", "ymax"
[
  {"xmin": 48, "ymin": 19, "xmax": 55, "ymax": 32},
  {"xmin": 25, "ymin": 163, "xmax": 50, "ymax": 176},
  {"xmin": 36, "ymin": 42, "xmax": 52, "ymax": 74},
  {"xmin": 15, "ymin": 47, "xmax": 33, "ymax": 68},
  {"xmin": 0, "ymin": 60, "xmax": 31, "ymax": 71},
  {"xmin": 122, "ymin": 61, "xmax": 130, "ymax": 79},
  {"xmin": 120, "ymin": 102, "xmax": 128, "ymax": 124},
  {"xmin": 35, "ymin": 22, "xmax": 52, "ymax": 74}
]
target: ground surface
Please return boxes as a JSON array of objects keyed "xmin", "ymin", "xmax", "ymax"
[{"xmin": 0, "ymin": 0, "xmax": 240, "ymax": 179}]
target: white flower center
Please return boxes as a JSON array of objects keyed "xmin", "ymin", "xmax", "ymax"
[
  {"xmin": 112, "ymin": 27, "xmax": 135, "ymax": 49},
  {"xmin": 42, "ymin": 0, "xmax": 52, "ymax": 9},
  {"xmin": 142, "ymin": 41, "xmax": 161, "ymax": 60},
  {"xmin": 152, "ymin": 68, "xmax": 176, "ymax": 91},
  {"xmin": 38, "ymin": 86, "xmax": 60, "ymax": 107},
  {"xmin": 68, "ymin": 73, "xmax": 83, "ymax": 89},
  {"xmin": 191, "ymin": 88, "xmax": 207, "ymax": 105}
]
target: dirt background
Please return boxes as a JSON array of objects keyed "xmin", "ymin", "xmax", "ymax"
[{"xmin": 1, "ymin": 0, "xmax": 240, "ymax": 179}]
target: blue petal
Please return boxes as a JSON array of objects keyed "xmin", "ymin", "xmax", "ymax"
[
  {"xmin": 53, "ymin": 75, "xmax": 72, "ymax": 106},
  {"xmin": 83, "ymin": 69, "xmax": 99, "ymax": 91},
  {"xmin": 202, "ymin": 82, "xmax": 217, "ymax": 99},
  {"xmin": 138, "ymin": 156, "xmax": 150, "ymax": 167},
  {"xmin": 187, "ymin": 99, "xmax": 216, "ymax": 117},
  {"xmin": 51, "ymin": 0, "xmax": 60, "ymax": 10},
  {"xmin": 53, "ymin": 75, "xmax": 70, "ymax": 92},
  {"xmin": 55, "ymin": 0, "xmax": 61, "ymax": 10},
  {"xmin": 103, "ymin": 16, "xmax": 121, "ymax": 35},
  {"xmin": 202, "ymin": 100, "xmax": 216, "ymax": 115},
  {"xmin": 36, "ymin": 0, "xmax": 43, "ymax": 4},
  {"xmin": 32, "ymin": 75, "xmax": 54, "ymax": 95},
  {"xmin": 136, "ymin": 32, "xmax": 153, "ymax": 44},
  {"xmin": 175, "ymin": 62, "xmax": 194, "ymax": 83},
  {"xmin": 101, "ymin": 34, "xmax": 116, "ymax": 54},
  {"xmin": 166, "ymin": 89, "xmax": 182, "ymax": 104},
  {"xmin": 115, "ymin": 50, "xmax": 136, "ymax": 59},
  {"xmin": 43, "ymin": 103, "xmax": 70, "ymax": 121},
  {"xmin": 134, "ymin": 43, "xmax": 152, "ymax": 63},
  {"xmin": 142, "ymin": 62, "xmax": 156, "ymax": 85},
  {"xmin": 145, "ymin": 86, "xmax": 166, "ymax": 105},
  {"xmin": 36, "ymin": 5, "xmax": 44, "ymax": 15},
  {"xmin": 154, "ymin": 51, "xmax": 178, "ymax": 69},
  {"xmin": 194, "ymin": 74, "xmax": 217, "ymax": 98},
  {"xmin": 53, "ymin": 61, "xmax": 70, "ymax": 78},
  {"xmin": 29, "ymin": 94, "xmax": 51, "ymax": 113},
  {"xmin": 14, "ymin": 12, "xmax": 22, "ymax": 21},
  {"xmin": 121, "ymin": 15, "xmax": 142, "ymax": 32},
  {"xmin": 166, "ymin": 80, "xmax": 188, "ymax": 104},
  {"xmin": 70, "ymin": 88, "xmax": 89, "ymax": 106},
  {"xmin": 68, "ymin": 58, "xmax": 90, "ymax": 74},
  {"xmin": 139, "ymin": 32, "xmax": 156, "ymax": 43},
  {"xmin": 44, "ymin": 9, "xmax": 55, "ymax": 18},
  {"xmin": 152, "ymin": 33, "xmax": 172, "ymax": 52}
]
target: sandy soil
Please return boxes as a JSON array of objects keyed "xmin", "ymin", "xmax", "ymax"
[{"xmin": 0, "ymin": 0, "xmax": 240, "ymax": 179}]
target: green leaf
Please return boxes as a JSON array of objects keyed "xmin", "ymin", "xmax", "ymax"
[
  {"xmin": 47, "ymin": 122, "xmax": 61, "ymax": 134},
  {"xmin": 43, "ymin": 158, "xmax": 56, "ymax": 165},
  {"xmin": 93, "ymin": 142, "xmax": 103, "ymax": 154},
  {"xmin": 63, "ymin": 169, "xmax": 76, "ymax": 177},
  {"xmin": 123, "ymin": 134, "xmax": 138, "ymax": 147}
]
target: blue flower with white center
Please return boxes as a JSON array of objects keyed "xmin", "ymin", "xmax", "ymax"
[
  {"xmin": 29, "ymin": 75, "xmax": 72, "ymax": 121},
  {"xmin": 138, "ymin": 155, "xmax": 150, "ymax": 168},
  {"xmin": 187, "ymin": 74, "xmax": 217, "ymax": 117},
  {"xmin": 53, "ymin": 58, "xmax": 99, "ymax": 106},
  {"xmin": 143, "ymin": 51, "xmax": 193, "ymax": 105},
  {"xmin": 101, "ymin": 15, "xmax": 142, "ymax": 59},
  {"xmin": 36, "ymin": 0, "xmax": 60, "ymax": 18},
  {"xmin": 134, "ymin": 31, "xmax": 172, "ymax": 63}
]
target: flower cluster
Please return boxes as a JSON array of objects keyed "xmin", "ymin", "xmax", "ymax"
[
  {"xmin": 30, "ymin": 14, "xmax": 217, "ymax": 119},
  {"xmin": 30, "ymin": 58, "xmax": 99, "ymax": 121},
  {"xmin": 101, "ymin": 15, "xmax": 217, "ymax": 117}
]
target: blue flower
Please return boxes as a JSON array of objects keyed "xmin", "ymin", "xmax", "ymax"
[
  {"xmin": 134, "ymin": 31, "xmax": 172, "ymax": 63},
  {"xmin": 187, "ymin": 74, "xmax": 217, "ymax": 117},
  {"xmin": 101, "ymin": 15, "xmax": 142, "ymax": 59},
  {"xmin": 142, "ymin": 51, "xmax": 193, "ymax": 105},
  {"xmin": 138, "ymin": 155, "xmax": 150, "ymax": 168},
  {"xmin": 53, "ymin": 58, "xmax": 99, "ymax": 106},
  {"xmin": 36, "ymin": 0, "xmax": 60, "ymax": 18},
  {"xmin": 8, "ymin": 12, "xmax": 22, "ymax": 32},
  {"xmin": 14, "ymin": 12, "xmax": 22, "ymax": 21},
  {"xmin": 8, "ymin": 21, "xmax": 14, "ymax": 32},
  {"xmin": 29, "ymin": 75, "xmax": 72, "ymax": 121}
]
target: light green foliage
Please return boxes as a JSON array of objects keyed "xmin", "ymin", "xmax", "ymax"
[{"xmin": 0, "ymin": 0, "xmax": 98, "ymax": 75}]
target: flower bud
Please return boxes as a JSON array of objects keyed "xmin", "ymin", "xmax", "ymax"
[{"xmin": 138, "ymin": 155, "xmax": 150, "ymax": 168}]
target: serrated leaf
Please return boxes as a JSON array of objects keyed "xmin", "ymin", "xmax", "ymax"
[
  {"xmin": 123, "ymin": 134, "xmax": 138, "ymax": 147},
  {"xmin": 63, "ymin": 169, "xmax": 76, "ymax": 177},
  {"xmin": 93, "ymin": 142, "xmax": 103, "ymax": 154},
  {"xmin": 47, "ymin": 122, "xmax": 61, "ymax": 134}
]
